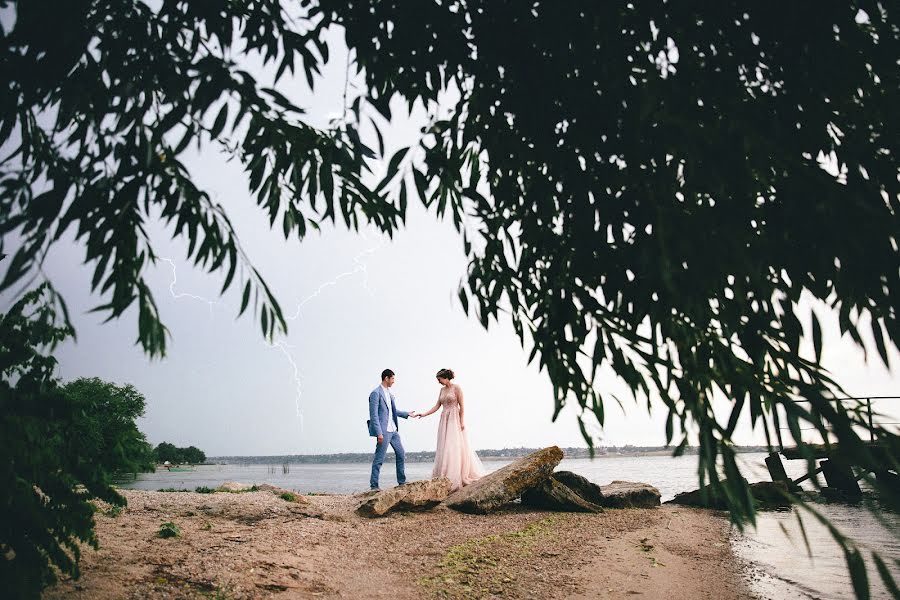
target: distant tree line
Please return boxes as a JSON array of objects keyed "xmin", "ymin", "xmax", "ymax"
[
  {"xmin": 210, "ymin": 445, "xmax": 772, "ymax": 465},
  {"xmin": 153, "ymin": 442, "xmax": 206, "ymax": 465}
]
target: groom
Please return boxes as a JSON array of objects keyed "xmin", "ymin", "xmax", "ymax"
[{"xmin": 368, "ymin": 369, "xmax": 415, "ymax": 490}]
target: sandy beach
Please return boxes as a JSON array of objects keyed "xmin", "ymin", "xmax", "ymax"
[{"xmin": 43, "ymin": 489, "xmax": 750, "ymax": 599}]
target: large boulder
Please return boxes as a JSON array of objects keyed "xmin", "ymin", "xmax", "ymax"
[
  {"xmin": 445, "ymin": 446, "xmax": 564, "ymax": 514},
  {"xmin": 748, "ymin": 481, "xmax": 792, "ymax": 508},
  {"xmin": 599, "ymin": 480, "xmax": 661, "ymax": 508},
  {"xmin": 521, "ymin": 477, "xmax": 603, "ymax": 513},
  {"xmin": 356, "ymin": 478, "xmax": 452, "ymax": 518},
  {"xmin": 667, "ymin": 487, "xmax": 724, "ymax": 508},
  {"xmin": 552, "ymin": 471, "xmax": 605, "ymax": 506}
]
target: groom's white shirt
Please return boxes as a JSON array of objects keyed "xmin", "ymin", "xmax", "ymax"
[{"xmin": 382, "ymin": 385, "xmax": 396, "ymax": 432}]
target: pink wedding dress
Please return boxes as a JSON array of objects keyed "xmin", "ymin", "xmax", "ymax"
[{"xmin": 432, "ymin": 385, "xmax": 485, "ymax": 491}]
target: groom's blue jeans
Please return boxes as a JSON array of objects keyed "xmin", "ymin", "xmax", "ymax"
[{"xmin": 370, "ymin": 431, "xmax": 406, "ymax": 489}]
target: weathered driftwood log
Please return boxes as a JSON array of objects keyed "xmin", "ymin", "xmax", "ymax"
[
  {"xmin": 445, "ymin": 446, "xmax": 564, "ymax": 514},
  {"xmin": 356, "ymin": 478, "xmax": 452, "ymax": 517}
]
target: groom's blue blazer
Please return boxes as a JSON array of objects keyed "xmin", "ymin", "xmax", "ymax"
[{"xmin": 368, "ymin": 386, "xmax": 409, "ymax": 437}]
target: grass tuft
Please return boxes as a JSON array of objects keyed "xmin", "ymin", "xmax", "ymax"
[{"xmin": 157, "ymin": 521, "xmax": 181, "ymax": 539}]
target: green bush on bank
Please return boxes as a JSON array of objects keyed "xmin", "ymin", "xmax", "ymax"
[
  {"xmin": 0, "ymin": 286, "xmax": 156, "ymax": 598},
  {"xmin": 157, "ymin": 522, "xmax": 181, "ymax": 539}
]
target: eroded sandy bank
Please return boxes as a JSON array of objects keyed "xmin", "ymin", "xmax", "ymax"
[{"xmin": 45, "ymin": 489, "xmax": 750, "ymax": 599}]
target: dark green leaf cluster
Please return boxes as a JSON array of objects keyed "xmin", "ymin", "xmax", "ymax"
[
  {"xmin": 328, "ymin": 3, "xmax": 899, "ymax": 594},
  {"xmin": 0, "ymin": 0, "xmax": 402, "ymax": 356},
  {"xmin": 336, "ymin": 0, "xmax": 899, "ymax": 497},
  {"xmin": 0, "ymin": 285, "xmax": 154, "ymax": 597},
  {"xmin": 153, "ymin": 441, "xmax": 206, "ymax": 465}
]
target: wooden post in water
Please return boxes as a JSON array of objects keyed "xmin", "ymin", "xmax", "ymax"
[
  {"xmin": 765, "ymin": 451, "xmax": 792, "ymax": 488},
  {"xmin": 867, "ymin": 398, "xmax": 874, "ymax": 442},
  {"xmin": 821, "ymin": 459, "xmax": 862, "ymax": 497}
]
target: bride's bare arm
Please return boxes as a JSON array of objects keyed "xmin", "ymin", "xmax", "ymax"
[
  {"xmin": 418, "ymin": 399, "xmax": 441, "ymax": 418},
  {"xmin": 457, "ymin": 385, "xmax": 465, "ymax": 430}
]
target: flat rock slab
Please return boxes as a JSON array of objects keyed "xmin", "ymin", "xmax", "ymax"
[
  {"xmin": 356, "ymin": 478, "xmax": 452, "ymax": 517},
  {"xmin": 256, "ymin": 484, "xmax": 311, "ymax": 502},
  {"xmin": 217, "ymin": 481, "xmax": 253, "ymax": 492},
  {"xmin": 599, "ymin": 480, "xmax": 661, "ymax": 508},
  {"xmin": 521, "ymin": 477, "xmax": 603, "ymax": 513},
  {"xmin": 445, "ymin": 446, "xmax": 564, "ymax": 514},
  {"xmin": 552, "ymin": 471, "xmax": 605, "ymax": 506}
]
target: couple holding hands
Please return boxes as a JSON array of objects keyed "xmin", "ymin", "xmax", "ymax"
[{"xmin": 367, "ymin": 368, "xmax": 484, "ymax": 491}]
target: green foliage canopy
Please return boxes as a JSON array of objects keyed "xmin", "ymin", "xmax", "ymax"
[
  {"xmin": 0, "ymin": 286, "xmax": 153, "ymax": 597},
  {"xmin": 62, "ymin": 377, "xmax": 156, "ymax": 476},
  {"xmin": 327, "ymin": 0, "xmax": 900, "ymax": 517},
  {"xmin": 0, "ymin": 286, "xmax": 82, "ymax": 597},
  {"xmin": 1, "ymin": 0, "xmax": 403, "ymax": 353}
]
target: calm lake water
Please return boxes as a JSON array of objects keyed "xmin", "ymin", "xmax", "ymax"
[{"xmin": 118, "ymin": 453, "xmax": 899, "ymax": 599}]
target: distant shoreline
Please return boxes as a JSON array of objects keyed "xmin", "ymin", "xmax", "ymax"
[{"xmin": 205, "ymin": 445, "xmax": 770, "ymax": 465}]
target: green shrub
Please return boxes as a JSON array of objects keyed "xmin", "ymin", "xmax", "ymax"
[
  {"xmin": 157, "ymin": 522, "xmax": 181, "ymax": 539},
  {"xmin": 195, "ymin": 486, "xmax": 217, "ymax": 494},
  {"xmin": 279, "ymin": 492, "xmax": 297, "ymax": 502},
  {"xmin": 0, "ymin": 287, "xmax": 157, "ymax": 597}
]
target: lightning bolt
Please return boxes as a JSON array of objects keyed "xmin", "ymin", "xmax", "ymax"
[
  {"xmin": 160, "ymin": 257, "xmax": 221, "ymax": 317},
  {"xmin": 284, "ymin": 237, "xmax": 384, "ymax": 321},
  {"xmin": 158, "ymin": 235, "xmax": 385, "ymax": 451},
  {"xmin": 268, "ymin": 339, "xmax": 305, "ymax": 432}
]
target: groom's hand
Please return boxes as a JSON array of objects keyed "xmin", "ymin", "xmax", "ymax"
[{"xmin": 377, "ymin": 435, "xmax": 384, "ymax": 444}]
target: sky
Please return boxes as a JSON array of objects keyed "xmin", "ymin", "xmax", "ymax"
[{"xmin": 7, "ymin": 25, "xmax": 900, "ymax": 457}]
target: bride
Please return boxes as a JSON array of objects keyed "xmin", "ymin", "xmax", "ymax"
[{"xmin": 412, "ymin": 368, "xmax": 485, "ymax": 491}]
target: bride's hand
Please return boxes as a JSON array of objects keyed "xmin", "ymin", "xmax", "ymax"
[
  {"xmin": 460, "ymin": 422, "xmax": 465, "ymax": 430},
  {"xmin": 409, "ymin": 411, "xmax": 418, "ymax": 418}
]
